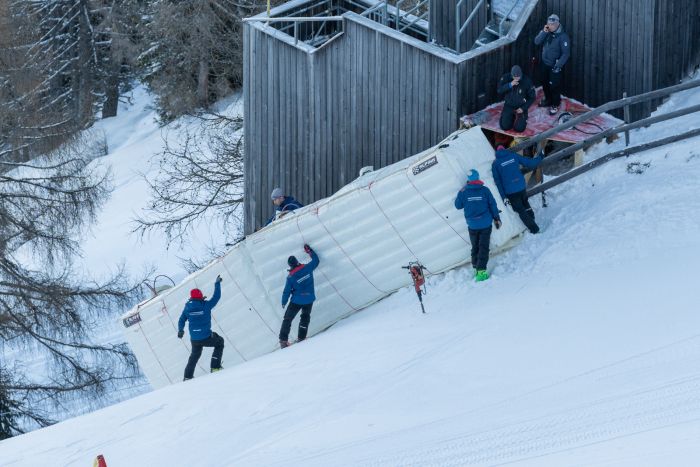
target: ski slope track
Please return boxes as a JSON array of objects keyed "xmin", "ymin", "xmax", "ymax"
[{"xmin": 1, "ymin": 78, "xmax": 700, "ymax": 466}]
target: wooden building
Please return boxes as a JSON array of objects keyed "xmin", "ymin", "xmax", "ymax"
[{"xmin": 243, "ymin": 0, "xmax": 700, "ymax": 233}]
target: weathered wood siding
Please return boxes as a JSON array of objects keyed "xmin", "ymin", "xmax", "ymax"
[
  {"xmin": 457, "ymin": 1, "xmax": 546, "ymax": 116},
  {"xmin": 652, "ymin": 0, "xmax": 700, "ymax": 89},
  {"xmin": 541, "ymin": 0, "xmax": 700, "ymax": 119},
  {"xmin": 244, "ymin": 0, "xmax": 700, "ymax": 232},
  {"xmin": 245, "ymin": 15, "xmax": 462, "ymax": 233},
  {"xmin": 430, "ymin": 0, "xmax": 487, "ymax": 52}
]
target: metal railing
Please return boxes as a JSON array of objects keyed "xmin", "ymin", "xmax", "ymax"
[
  {"xmin": 244, "ymin": 16, "xmax": 345, "ymax": 46},
  {"xmin": 521, "ymin": 79, "xmax": 700, "ymax": 197},
  {"xmin": 455, "ymin": 0, "xmax": 484, "ymax": 53},
  {"xmin": 512, "ymin": 79, "xmax": 700, "ymax": 154},
  {"xmin": 360, "ymin": 0, "xmax": 430, "ymax": 40},
  {"xmin": 498, "ymin": 0, "xmax": 521, "ymax": 36}
]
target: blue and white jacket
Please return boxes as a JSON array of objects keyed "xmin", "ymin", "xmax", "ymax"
[
  {"xmin": 282, "ymin": 250, "xmax": 320, "ymax": 306},
  {"xmin": 454, "ymin": 181, "xmax": 501, "ymax": 230},
  {"xmin": 491, "ymin": 148, "xmax": 543, "ymax": 200},
  {"xmin": 178, "ymin": 281, "xmax": 221, "ymax": 341}
]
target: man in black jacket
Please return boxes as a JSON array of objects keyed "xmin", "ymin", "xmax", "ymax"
[{"xmin": 497, "ymin": 65, "xmax": 536, "ymax": 133}]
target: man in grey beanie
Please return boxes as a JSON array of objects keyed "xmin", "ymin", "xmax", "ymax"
[
  {"xmin": 265, "ymin": 187, "xmax": 304, "ymax": 226},
  {"xmin": 534, "ymin": 13, "xmax": 571, "ymax": 115},
  {"xmin": 497, "ymin": 64, "xmax": 536, "ymax": 133}
]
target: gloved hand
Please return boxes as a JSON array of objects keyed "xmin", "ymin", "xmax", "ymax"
[
  {"xmin": 216, "ymin": 274, "xmax": 223, "ymax": 283},
  {"xmin": 177, "ymin": 330, "xmax": 184, "ymax": 339},
  {"xmin": 494, "ymin": 219, "xmax": 502, "ymax": 229},
  {"xmin": 552, "ymin": 66, "xmax": 561, "ymax": 74},
  {"xmin": 303, "ymin": 243, "xmax": 313, "ymax": 254}
]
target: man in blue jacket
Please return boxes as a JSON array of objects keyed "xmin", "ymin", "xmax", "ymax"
[
  {"xmin": 178, "ymin": 275, "xmax": 224, "ymax": 380},
  {"xmin": 454, "ymin": 169, "xmax": 502, "ymax": 282},
  {"xmin": 492, "ymin": 146, "xmax": 544, "ymax": 234},
  {"xmin": 534, "ymin": 13, "xmax": 571, "ymax": 115},
  {"xmin": 279, "ymin": 244, "xmax": 319, "ymax": 348},
  {"xmin": 265, "ymin": 187, "xmax": 303, "ymax": 226}
]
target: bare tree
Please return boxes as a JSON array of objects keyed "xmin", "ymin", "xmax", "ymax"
[
  {"xmin": 135, "ymin": 112, "xmax": 245, "ymax": 246},
  {"xmin": 0, "ymin": 0, "xmax": 146, "ymax": 165},
  {"xmin": 0, "ymin": 134, "xmax": 143, "ymax": 438},
  {"xmin": 139, "ymin": 0, "xmax": 279, "ymax": 120}
]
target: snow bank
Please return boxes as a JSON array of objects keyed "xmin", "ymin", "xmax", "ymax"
[{"xmin": 121, "ymin": 126, "xmax": 525, "ymax": 388}]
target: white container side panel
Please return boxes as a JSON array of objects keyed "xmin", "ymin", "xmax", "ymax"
[{"xmin": 121, "ymin": 127, "xmax": 526, "ymax": 389}]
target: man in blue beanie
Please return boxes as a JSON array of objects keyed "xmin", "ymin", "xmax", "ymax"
[
  {"xmin": 279, "ymin": 244, "xmax": 320, "ymax": 348},
  {"xmin": 491, "ymin": 146, "xmax": 544, "ymax": 234},
  {"xmin": 454, "ymin": 169, "xmax": 502, "ymax": 282},
  {"xmin": 178, "ymin": 275, "xmax": 224, "ymax": 381}
]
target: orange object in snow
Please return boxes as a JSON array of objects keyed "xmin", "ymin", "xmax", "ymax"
[{"xmin": 402, "ymin": 262, "xmax": 427, "ymax": 313}]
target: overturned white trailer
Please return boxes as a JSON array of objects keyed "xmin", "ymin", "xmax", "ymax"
[{"xmin": 120, "ymin": 127, "xmax": 526, "ymax": 389}]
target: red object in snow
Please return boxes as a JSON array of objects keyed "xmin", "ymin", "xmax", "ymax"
[
  {"xmin": 94, "ymin": 454, "xmax": 107, "ymax": 467},
  {"xmin": 461, "ymin": 88, "xmax": 623, "ymax": 143}
]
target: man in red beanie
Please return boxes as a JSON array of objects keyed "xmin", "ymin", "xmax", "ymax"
[{"xmin": 177, "ymin": 275, "xmax": 224, "ymax": 381}]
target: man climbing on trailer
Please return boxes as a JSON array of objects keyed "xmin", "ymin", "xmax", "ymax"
[
  {"xmin": 492, "ymin": 146, "xmax": 544, "ymax": 234},
  {"xmin": 497, "ymin": 65, "xmax": 536, "ymax": 133},
  {"xmin": 177, "ymin": 275, "xmax": 224, "ymax": 381},
  {"xmin": 279, "ymin": 244, "xmax": 319, "ymax": 348},
  {"xmin": 266, "ymin": 187, "xmax": 304, "ymax": 226},
  {"xmin": 454, "ymin": 169, "xmax": 502, "ymax": 282}
]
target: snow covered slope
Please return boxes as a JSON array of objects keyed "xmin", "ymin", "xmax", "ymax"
[
  {"xmin": 121, "ymin": 127, "xmax": 525, "ymax": 389},
  {"xmin": 2, "ymin": 77, "xmax": 700, "ymax": 465}
]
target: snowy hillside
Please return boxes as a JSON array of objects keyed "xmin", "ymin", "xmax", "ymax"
[
  {"xmin": 3, "ymin": 86, "xmax": 244, "ymax": 428},
  {"xmin": 81, "ymin": 87, "xmax": 242, "ymax": 281},
  {"xmin": 2, "ymin": 80, "xmax": 700, "ymax": 465}
]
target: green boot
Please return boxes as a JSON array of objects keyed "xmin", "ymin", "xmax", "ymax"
[{"xmin": 475, "ymin": 269, "xmax": 489, "ymax": 282}]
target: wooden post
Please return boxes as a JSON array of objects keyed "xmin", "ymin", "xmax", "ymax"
[{"xmin": 623, "ymin": 91, "xmax": 631, "ymax": 146}]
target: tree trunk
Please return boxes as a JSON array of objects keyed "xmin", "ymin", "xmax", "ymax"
[
  {"xmin": 197, "ymin": 59, "xmax": 209, "ymax": 107},
  {"xmin": 102, "ymin": 57, "xmax": 120, "ymax": 119},
  {"xmin": 77, "ymin": 0, "xmax": 94, "ymax": 126}
]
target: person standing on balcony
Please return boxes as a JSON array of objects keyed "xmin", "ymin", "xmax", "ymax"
[
  {"xmin": 497, "ymin": 65, "xmax": 536, "ymax": 133},
  {"xmin": 534, "ymin": 13, "xmax": 570, "ymax": 115}
]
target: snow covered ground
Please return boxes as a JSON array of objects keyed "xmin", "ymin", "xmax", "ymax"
[
  {"xmin": 2, "ymin": 79, "xmax": 700, "ymax": 465},
  {"xmin": 80, "ymin": 86, "xmax": 242, "ymax": 281},
  {"xmin": 2, "ymin": 86, "xmax": 244, "ymax": 425}
]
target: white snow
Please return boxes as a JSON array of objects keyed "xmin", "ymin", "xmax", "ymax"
[
  {"xmin": 80, "ymin": 86, "xmax": 242, "ymax": 282},
  {"xmin": 1, "ymin": 78, "xmax": 700, "ymax": 465}
]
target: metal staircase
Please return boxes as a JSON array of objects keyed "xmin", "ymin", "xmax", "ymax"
[{"xmin": 469, "ymin": 0, "xmax": 522, "ymax": 50}]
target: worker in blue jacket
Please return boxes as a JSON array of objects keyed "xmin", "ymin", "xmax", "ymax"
[
  {"xmin": 279, "ymin": 244, "xmax": 319, "ymax": 348},
  {"xmin": 491, "ymin": 146, "xmax": 544, "ymax": 234},
  {"xmin": 454, "ymin": 169, "xmax": 502, "ymax": 282},
  {"xmin": 266, "ymin": 187, "xmax": 304, "ymax": 226},
  {"xmin": 178, "ymin": 275, "xmax": 224, "ymax": 381}
]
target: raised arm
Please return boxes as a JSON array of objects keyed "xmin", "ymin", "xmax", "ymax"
[{"xmin": 207, "ymin": 280, "xmax": 222, "ymax": 308}]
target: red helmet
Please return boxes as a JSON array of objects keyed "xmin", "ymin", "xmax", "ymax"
[{"xmin": 190, "ymin": 288, "xmax": 204, "ymax": 300}]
